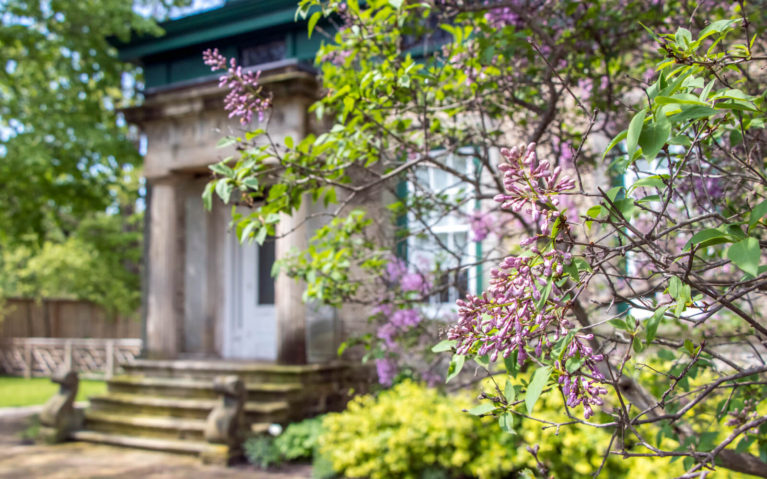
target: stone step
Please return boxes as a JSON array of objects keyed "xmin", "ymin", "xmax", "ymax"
[
  {"xmin": 71, "ymin": 430, "xmax": 213, "ymax": 456},
  {"xmin": 88, "ymin": 393, "xmax": 289, "ymax": 423},
  {"xmin": 107, "ymin": 375, "xmax": 304, "ymax": 402},
  {"xmin": 121, "ymin": 359, "xmax": 348, "ymax": 384},
  {"xmin": 83, "ymin": 410, "xmax": 207, "ymax": 441}
]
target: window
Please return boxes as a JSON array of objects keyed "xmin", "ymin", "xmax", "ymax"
[{"xmin": 407, "ymin": 151, "xmax": 478, "ymax": 306}]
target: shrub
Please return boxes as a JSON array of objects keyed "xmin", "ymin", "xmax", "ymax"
[
  {"xmin": 274, "ymin": 416, "xmax": 324, "ymax": 461},
  {"xmin": 319, "ymin": 381, "xmax": 518, "ymax": 479},
  {"xmin": 318, "ymin": 380, "xmax": 753, "ymax": 479},
  {"xmin": 243, "ymin": 436, "xmax": 281, "ymax": 469}
]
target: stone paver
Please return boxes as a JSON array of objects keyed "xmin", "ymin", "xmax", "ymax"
[{"xmin": 0, "ymin": 413, "xmax": 312, "ymax": 479}]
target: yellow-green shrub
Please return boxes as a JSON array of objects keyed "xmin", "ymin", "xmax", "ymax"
[{"xmin": 320, "ymin": 380, "xmax": 754, "ymax": 479}]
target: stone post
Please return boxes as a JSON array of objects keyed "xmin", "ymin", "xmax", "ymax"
[
  {"xmin": 201, "ymin": 375, "xmax": 246, "ymax": 465},
  {"xmin": 38, "ymin": 369, "xmax": 82, "ymax": 443}
]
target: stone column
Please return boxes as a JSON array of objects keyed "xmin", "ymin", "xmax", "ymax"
[
  {"xmin": 275, "ymin": 201, "xmax": 308, "ymax": 364},
  {"xmin": 144, "ymin": 178, "xmax": 185, "ymax": 358}
]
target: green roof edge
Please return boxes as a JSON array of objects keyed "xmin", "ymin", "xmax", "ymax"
[{"xmin": 118, "ymin": 0, "xmax": 303, "ymax": 61}]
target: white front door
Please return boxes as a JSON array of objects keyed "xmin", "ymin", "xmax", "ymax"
[{"xmin": 223, "ymin": 213, "xmax": 277, "ymax": 360}]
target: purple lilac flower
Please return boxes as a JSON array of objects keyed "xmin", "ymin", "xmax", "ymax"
[
  {"xmin": 390, "ymin": 309, "xmax": 421, "ymax": 328},
  {"xmin": 451, "ymin": 142, "xmax": 605, "ymax": 418},
  {"xmin": 400, "ymin": 272, "xmax": 429, "ymax": 294},
  {"xmin": 376, "ymin": 358, "xmax": 398, "ymax": 386},
  {"xmin": 377, "ymin": 323, "xmax": 399, "ymax": 349},
  {"xmin": 470, "ymin": 211, "xmax": 493, "ymax": 241},
  {"xmin": 202, "ymin": 48, "xmax": 271, "ymax": 124}
]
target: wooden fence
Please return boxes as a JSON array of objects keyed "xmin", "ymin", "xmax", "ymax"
[
  {"xmin": 0, "ymin": 298, "xmax": 141, "ymax": 339},
  {"xmin": 0, "ymin": 337, "xmax": 142, "ymax": 378}
]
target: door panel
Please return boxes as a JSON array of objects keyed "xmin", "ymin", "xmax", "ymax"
[{"xmin": 223, "ymin": 211, "xmax": 277, "ymax": 360}]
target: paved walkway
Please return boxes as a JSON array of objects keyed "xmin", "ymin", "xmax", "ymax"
[{"xmin": 0, "ymin": 412, "xmax": 312, "ymax": 479}]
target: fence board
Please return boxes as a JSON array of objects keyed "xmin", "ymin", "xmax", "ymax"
[{"xmin": 0, "ymin": 298, "xmax": 140, "ymax": 339}]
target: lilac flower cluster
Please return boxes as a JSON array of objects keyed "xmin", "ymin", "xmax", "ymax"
[
  {"xmin": 202, "ymin": 48, "xmax": 271, "ymax": 124},
  {"xmin": 375, "ymin": 358, "xmax": 398, "ymax": 387},
  {"xmin": 470, "ymin": 211, "xmax": 493, "ymax": 241},
  {"xmin": 450, "ymin": 143, "xmax": 606, "ymax": 418},
  {"xmin": 448, "ymin": 249, "xmax": 574, "ymax": 363},
  {"xmin": 494, "ymin": 142, "xmax": 575, "ymax": 241},
  {"xmin": 373, "ymin": 258, "xmax": 431, "ymax": 385}
]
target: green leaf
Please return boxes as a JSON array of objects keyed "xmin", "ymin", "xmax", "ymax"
[
  {"xmin": 699, "ymin": 19, "xmax": 738, "ymax": 40},
  {"xmin": 655, "ymin": 95, "xmax": 709, "ymax": 107},
  {"xmin": 474, "ymin": 354, "xmax": 491, "ymax": 369},
  {"xmin": 388, "ymin": 0, "xmax": 403, "ymax": 8},
  {"xmin": 683, "ymin": 228, "xmax": 729, "ymax": 250},
  {"xmin": 504, "ymin": 380, "xmax": 516, "ymax": 403},
  {"xmin": 503, "ymin": 350, "xmax": 519, "ymax": 376},
  {"xmin": 645, "ymin": 307, "xmax": 667, "ymax": 344},
  {"xmin": 669, "ymin": 105, "xmax": 717, "ymax": 123},
  {"xmin": 446, "ymin": 354, "xmax": 465, "ymax": 383},
  {"xmin": 674, "ymin": 28, "xmax": 692, "ymax": 49},
  {"xmin": 638, "ymin": 115, "xmax": 671, "ymax": 161},
  {"xmin": 727, "ymin": 237, "xmax": 761, "ymax": 277},
  {"xmin": 202, "ymin": 182, "xmax": 215, "ymax": 211},
  {"xmin": 525, "ymin": 366, "xmax": 551, "ymax": 415},
  {"xmin": 668, "ymin": 276, "xmax": 682, "ymax": 299},
  {"xmin": 535, "ymin": 280, "xmax": 552, "ymax": 310},
  {"xmin": 216, "ymin": 136, "xmax": 236, "ymax": 148},
  {"xmin": 215, "ymin": 180, "xmax": 234, "ymax": 204},
  {"xmin": 552, "ymin": 331, "xmax": 575, "ymax": 360},
  {"xmin": 241, "ymin": 178, "xmax": 260, "ymax": 191},
  {"xmin": 749, "ymin": 200, "xmax": 767, "ymax": 230},
  {"xmin": 307, "ymin": 11, "xmax": 321, "ymax": 39},
  {"xmin": 499, "ymin": 412, "xmax": 515, "ymax": 434},
  {"xmin": 602, "ymin": 129, "xmax": 628, "ymax": 159},
  {"xmin": 626, "ymin": 109, "xmax": 647, "ymax": 156},
  {"xmin": 210, "ymin": 162, "xmax": 234, "ymax": 177},
  {"xmin": 467, "ymin": 402, "xmax": 496, "ymax": 416},
  {"xmin": 240, "ymin": 221, "xmax": 257, "ymax": 242},
  {"xmin": 629, "ymin": 175, "xmax": 667, "ymax": 193},
  {"xmin": 254, "ymin": 227, "xmax": 268, "ymax": 245},
  {"xmin": 431, "ymin": 339, "xmax": 456, "ymax": 353}
]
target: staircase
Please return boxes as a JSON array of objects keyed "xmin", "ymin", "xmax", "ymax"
[{"xmin": 71, "ymin": 359, "xmax": 367, "ymax": 464}]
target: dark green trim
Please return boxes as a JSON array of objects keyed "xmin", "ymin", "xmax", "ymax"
[
  {"xmin": 395, "ymin": 180, "xmax": 409, "ymax": 261},
  {"xmin": 119, "ymin": 8, "xmax": 298, "ymax": 60}
]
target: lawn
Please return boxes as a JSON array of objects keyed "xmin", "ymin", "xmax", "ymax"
[{"xmin": 0, "ymin": 376, "xmax": 106, "ymax": 408}]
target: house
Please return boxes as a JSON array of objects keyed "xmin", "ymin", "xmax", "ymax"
[{"xmin": 63, "ymin": 1, "xmax": 371, "ymax": 463}]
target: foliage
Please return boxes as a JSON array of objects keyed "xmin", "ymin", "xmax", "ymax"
[
  {"xmin": 243, "ymin": 416, "xmax": 326, "ymax": 469},
  {"xmin": 0, "ymin": 0, "xmax": 189, "ymax": 242},
  {"xmin": 204, "ymin": 0, "xmax": 767, "ymax": 476},
  {"xmin": 243, "ymin": 435, "xmax": 282, "ymax": 469},
  {"xmin": 319, "ymin": 380, "xmax": 754, "ymax": 479},
  {"xmin": 273, "ymin": 416, "xmax": 324, "ymax": 461},
  {"xmin": 0, "ymin": 376, "xmax": 106, "ymax": 408},
  {"xmin": 0, "ymin": 211, "xmax": 142, "ymax": 314},
  {"xmin": 0, "ymin": 170, "xmax": 143, "ymax": 313}
]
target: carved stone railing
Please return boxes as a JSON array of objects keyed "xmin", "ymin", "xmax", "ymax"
[{"xmin": 0, "ymin": 337, "xmax": 142, "ymax": 378}]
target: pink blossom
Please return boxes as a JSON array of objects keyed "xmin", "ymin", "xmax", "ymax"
[
  {"xmin": 451, "ymin": 142, "xmax": 605, "ymax": 418},
  {"xmin": 202, "ymin": 48, "xmax": 271, "ymax": 124},
  {"xmin": 470, "ymin": 211, "xmax": 493, "ymax": 241},
  {"xmin": 376, "ymin": 358, "xmax": 398, "ymax": 386}
]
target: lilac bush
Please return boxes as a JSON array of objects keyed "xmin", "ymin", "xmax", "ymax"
[{"xmin": 204, "ymin": 1, "xmax": 767, "ymax": 475}]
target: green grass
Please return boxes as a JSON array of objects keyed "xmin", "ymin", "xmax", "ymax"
[{"xmin": 0, "ymin": 376, "xmax": 106, "ymax": 408}]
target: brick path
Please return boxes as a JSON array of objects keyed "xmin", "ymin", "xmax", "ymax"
[{"xmin": 0, "ymin": 412, "xmax": 312, "ymax": 479}]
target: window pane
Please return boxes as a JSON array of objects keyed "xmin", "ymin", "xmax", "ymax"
[{"xmin": 258, "ymin": 239, "xmax": 276, "ymax": 305}]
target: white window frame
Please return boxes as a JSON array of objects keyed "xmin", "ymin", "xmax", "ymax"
[{"xmin": 406, "ymin": 149, "xmax": 479, "ymax": 312}]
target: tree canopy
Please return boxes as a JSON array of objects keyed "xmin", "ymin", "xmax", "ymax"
[{"xmin": 0, "ymin": 0, "xmax": 192, "ymax": 311}]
